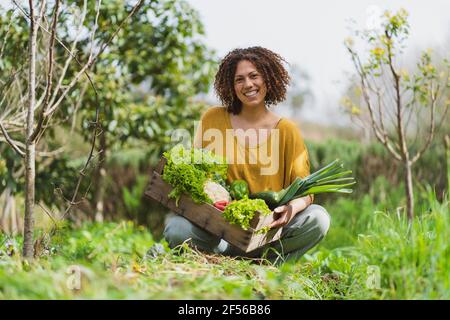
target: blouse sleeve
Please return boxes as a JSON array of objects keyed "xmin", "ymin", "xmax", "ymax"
[
  {"xmin": 193, "ymin": 109, "xmax": 210, "ymax": 149},
  {"xmin": 193, "ymin": 107, "xmax": 222, "ymax": 149},
  {"xmin": 288, "ymin": 123, "xmax": 311, "ymax": 183},
  {"xmin": 193, "ymin": 123, "xmax": 204, "ymax": 149},
  {"xmin": 288, "ymin": 123, "xmax": 314, "ymax": 203}
]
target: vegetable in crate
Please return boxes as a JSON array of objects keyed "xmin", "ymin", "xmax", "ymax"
[
  {"xmin": 222, "ymin": 198, "xmax": 271, "ymax": 230},
  {"xmin": 250, "ymin": 159, "xmax": 356, "ymax": 209},
  {"xmin": 213, "ymin": 200, "xmax": 229, "ymax": 211},
  {"xmin": 162, "ymin": 144, "xmax": 229, "ymax": 206},
  {"xmin": 204, "ymin": 180, "xmax": 231, "ymax": 203},
  {"xmin": 229, "ymin": 180, "xmax": 249, "ymax": 200}
]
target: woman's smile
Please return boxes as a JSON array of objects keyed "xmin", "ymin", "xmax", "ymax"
[{"xmin": 243, "ymin": 89, "xmax": 259, "ymax": 97}]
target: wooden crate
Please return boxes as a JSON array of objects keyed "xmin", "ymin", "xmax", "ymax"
[{"xmin": 144, "ymin": 157, "xmax": 283, "ymax": 253}]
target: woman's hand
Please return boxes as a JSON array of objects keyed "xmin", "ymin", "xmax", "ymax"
[
  {"xmin": 269, "ymin": 204, "xmax": 294, "ymax": 229},
  {"xmin": 269, "ymin": 195, "xmax": 313, "ymax": 229}
]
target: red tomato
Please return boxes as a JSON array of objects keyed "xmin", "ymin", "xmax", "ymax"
[
  {"xmin": 214, "ymin": 200, "xmax": 228, "ymax": 206},
  {"xmin": 213, "ymin": 202, "xmax": 227, "ymax": 211}
]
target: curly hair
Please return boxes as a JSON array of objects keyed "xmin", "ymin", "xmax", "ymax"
[{"xmin": 214, "ymin": 46, "xmax": 291, "ymax": 115}]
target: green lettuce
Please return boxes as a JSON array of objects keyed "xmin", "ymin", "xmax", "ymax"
[
  {"xmin": 162, "ymin": 144, "xmax": 228, "ymax": 206},
  {"xmin": 222, "ymin": 198, "xmax": 271, "ymax": 230}
]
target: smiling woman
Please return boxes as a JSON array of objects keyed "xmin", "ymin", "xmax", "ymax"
[
  {"xmin": 214, "ymin": 47, "xmax": 290, "ymax": 115},
  {"xmin": 164, "ymin": 46, "xmax": 331, "ymax": 264}
]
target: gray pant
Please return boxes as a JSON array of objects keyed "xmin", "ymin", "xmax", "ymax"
[{"xmin": 163, "ymin": 204, "xmax": 331, "ymax": 264}]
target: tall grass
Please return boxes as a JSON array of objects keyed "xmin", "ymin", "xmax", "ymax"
[
  {"xmin": 1, "ymin": 155, "xmax": 448, "ymax": 300},
  {"xmin": 357, "ymin": 188, "xmax": 449, "ymax": 299}
]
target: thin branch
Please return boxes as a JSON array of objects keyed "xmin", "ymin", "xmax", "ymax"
[
  {"xmin": 379, "ymin": 66, "xmax": 399, "ymax": 125},
  {"xmin": 36, "ymin": 146, "xmax": 65, "ymax": 157},
  {"xmin": 0, "ymin": 120, "xmax": 25, "ymax": 157},
  {"xmin": 0, "ymin": 72, "xmax": 24, "ymax": 125},
  {"xmin": 0, "ymin": 120, "xmax": 25, "ymax": 131},
  {"xmin": 61, "ymin": 100, "xmax": 100, "ymax": 221},
  {"xmin": 44, "ymin": 0, "xmax": 144, "ymax": 117},
  {"xmin": 57, "ymin": 0, "xmax": 144, "ymax": 223},
  {"xmin": 10, "ymin": 0, "xmax": 144, "ymax": 239},
  {"xmin": 385, "ymin": 31, "xmax": 408, "ymax": 162},
  {"xmin": 70, "ymin": 81, "xmax": 89, "ymax": 134},
  {"xmin": 404, "ymin": 96, "xmax": 417, "ymax": 132},
  {"xmin": 29, "ymin": 0, "xmax": 60, "ymax": 142},
  {"xmin": 0, "ymin": 134, "xmax": 62, "ymax": 158},
  {"xmin": 347, "ymin": 46, "xmax": 402, "ymax": 160},
  {"xmin": 45, "ymin": 0, "xmax": 87, "ymax": 112},
  {"xmin": 38, "ymin": 202, "xmax": 57, "ymax": 226},
  {"xmin": 411, "ymin": 82, "xmax": 438, "ymax": 164},
  {"xmin": 12, "ymin": 0, "xmax": 86, "ymax": 111},
  {"xmin": 375, "ymin": 86, "xmax": 389, "ymax": 142},
  {"xmin": 88, "ymin": 0, "xmax": 102, "ymax": 60}
]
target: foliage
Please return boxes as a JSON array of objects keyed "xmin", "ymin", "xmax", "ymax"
[
  {"xmin": 72, "ymin": 0, "xmax": 217, "ymax": 154},
  {"xmin": 307, "ymin": 138, "xmax": 448, "ymax": 201},
  {"xmin": 0, "ymin": 143, "xmax": 93, "ymax": 206},
  {"xmin": 67, "ymin": 0, "xmax": 218, "ymax": 221},
  {"xmin": 122, "ymin": 175, "xmax": 148, "ymax": 216},
  {"xmin": 0, "ymin": 0, "xmax": 218, "ymax": 223}
]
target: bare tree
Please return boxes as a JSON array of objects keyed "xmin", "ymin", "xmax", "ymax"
[
  {"xmin": 0, "ymin": 0, "xmax": 144, "ymax": 258},
  {"xmin": 344, "ymin": 9, "xmax": 449, "ymax": 220}
]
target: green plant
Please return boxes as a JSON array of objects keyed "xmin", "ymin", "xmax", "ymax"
[{"xmin": 122, "ymin": 175, "xmax": 148, "ymax": 216}]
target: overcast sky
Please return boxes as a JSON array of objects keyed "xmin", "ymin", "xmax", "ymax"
[
  {"xmin": 1, "ymin": 0, "xmax": 449, "ymax": 125},
  {"xmin": 187, "ymin": 0, "xmax": 450, "ymax": 124}
]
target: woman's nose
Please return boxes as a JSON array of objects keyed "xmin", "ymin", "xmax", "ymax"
[{"xmin": 243, "ymin": 77, "xmax": 253, "ymax": 88}]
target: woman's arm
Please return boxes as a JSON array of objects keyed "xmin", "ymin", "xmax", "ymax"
[
  {"xmin": 290, "ymin": 195, "xmax": 313, "ymax": 215},
  {"xmin": 268, "ymin": 195, "xmax": 313, "ymax": 229}
]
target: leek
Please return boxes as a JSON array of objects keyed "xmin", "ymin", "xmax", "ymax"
[{"xmin": 250, "ymin": 159, "xmax": 356, "ymax": 208}]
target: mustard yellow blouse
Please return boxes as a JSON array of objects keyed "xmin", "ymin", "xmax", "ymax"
[{"xmin": 194, "ymin": 106, "xmax": 311, "ymax": 194}]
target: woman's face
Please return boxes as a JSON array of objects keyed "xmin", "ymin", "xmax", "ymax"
[{"xmin": 233, "ymin": 60, "xmax": 267, "ymax": 109}]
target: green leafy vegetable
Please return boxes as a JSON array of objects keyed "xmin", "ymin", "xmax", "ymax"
[
  {"xmin": 162, "ymin": 144, "xmax": 228, "ymax": 206},
  {"xmin": 222, "ymin": 198, "xmax": 271, "ymax": 230},
  {"xmin": 255, "ymin": 226, "xmax": 271, "ymax": 235}
]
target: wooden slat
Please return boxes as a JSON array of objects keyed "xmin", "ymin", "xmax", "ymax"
[
  {"xmin": 246, "ymin": 228, "xmax": 283, "ymax": 252},
  {"xmin": 154, "ymin": 157, "xmax": 167, "ymax": 175}
]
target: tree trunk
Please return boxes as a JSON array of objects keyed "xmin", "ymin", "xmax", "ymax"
[
  {"xmin": 23, "ymin": 143, "xmax": 36, "ymax": 258},
  {"xmin": 404, "ymin": 160, "xmax": 414, "ymax": 221},
  {"xmin": 94, "ymin": 130, "xmax": 107, "ymax": 222},
  {"xmin": 23, "ymin": 0, "xmax": 38, "ymax": 259}
]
